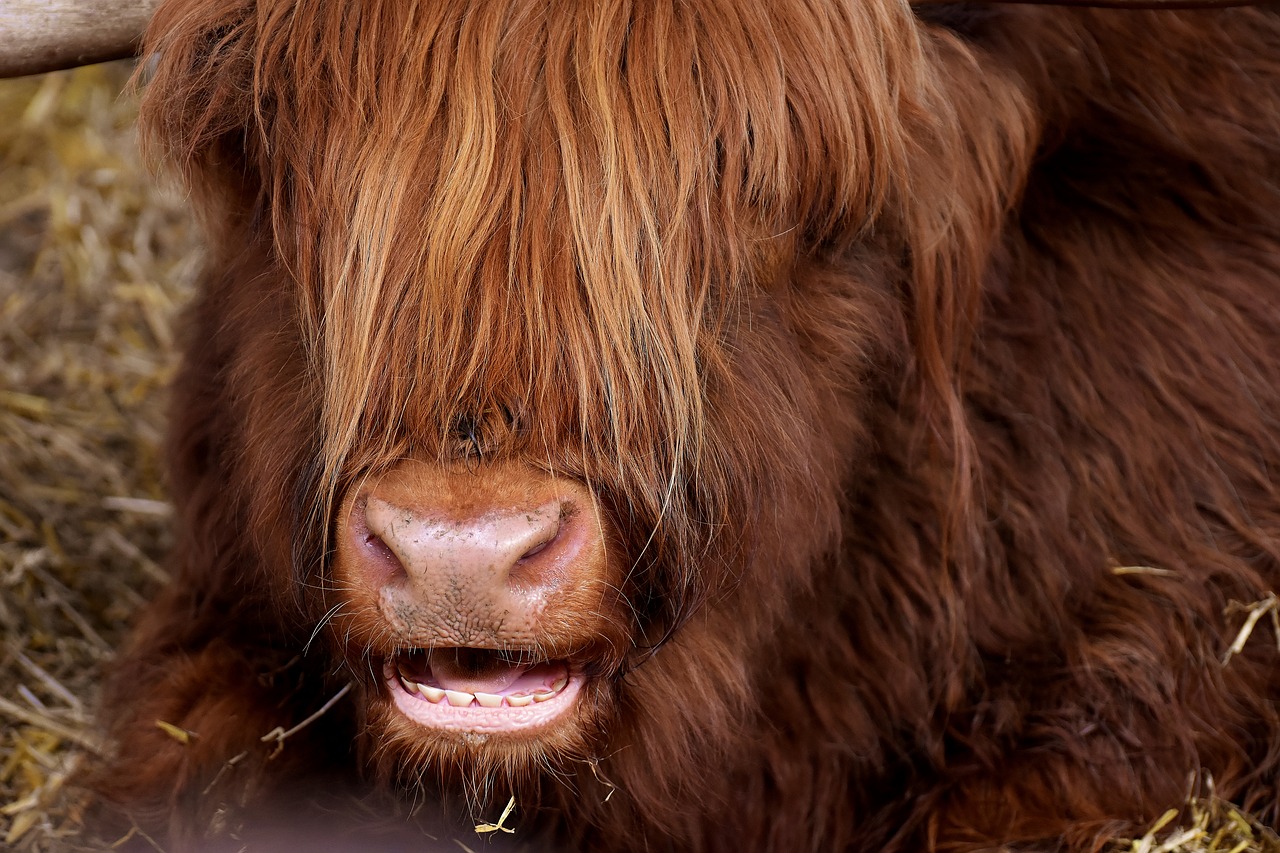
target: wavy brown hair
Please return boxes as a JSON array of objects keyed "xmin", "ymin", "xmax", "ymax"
[{"xmin": 89, "ymin": 0, "xmax": 1280, "ymax": 850}]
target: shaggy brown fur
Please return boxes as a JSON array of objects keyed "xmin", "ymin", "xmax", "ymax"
[{"xmin": 89, "ymin": 0, "xmax": 1280, "ymax": 850}]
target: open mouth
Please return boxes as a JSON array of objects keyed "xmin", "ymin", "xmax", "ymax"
[{"xmin": 386, "ymin": 648, "xmax": 583, "ymax": 733}]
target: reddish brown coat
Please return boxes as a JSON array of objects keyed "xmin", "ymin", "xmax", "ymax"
[{"xmin": 91, "ymin": 1, "xmax": 1280, "ymax": 850}]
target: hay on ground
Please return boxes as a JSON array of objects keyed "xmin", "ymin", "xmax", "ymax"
[{"xmin": 0, "ymin": 62, "xmax": 197, "ymax": 851}]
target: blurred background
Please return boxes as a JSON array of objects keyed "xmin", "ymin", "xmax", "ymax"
[{"xmin": 0, "ymin": 61, "xmax": 198, "ymax": 849}]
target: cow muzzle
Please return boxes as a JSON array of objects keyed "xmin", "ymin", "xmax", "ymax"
[{"xmin": 332, "ymin": 460, "xmax": 621, "ymax": 736}]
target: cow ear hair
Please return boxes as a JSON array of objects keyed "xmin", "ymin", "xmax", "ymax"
[{"xmin": 135, "ymin": 0, "xmax": 264, "ymax": 234}]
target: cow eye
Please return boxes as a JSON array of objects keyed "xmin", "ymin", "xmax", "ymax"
[
  {"xmin": 450, "ymin": 406, "xmax": 523, "ymax": 460},
  {"xmin": 451, "ymin": 414, "xmax": 483, "ymax": 459}
]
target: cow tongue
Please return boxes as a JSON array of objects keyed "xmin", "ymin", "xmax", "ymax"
[
  {"xmin": 424, "ymin": 650, "xmax": 567, "ymax": 697},
  {"xmin": 428, "ymin": 656, "xmax": 523, "ymax": 695}
]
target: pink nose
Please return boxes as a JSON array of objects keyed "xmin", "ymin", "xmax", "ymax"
[
  {"xmin": 360, "ymin": 496, "xmax": 568, "ymax": 591},
  {"xmin": 336, "ymin": 462, "xmax": 605, "ymax": 645}
]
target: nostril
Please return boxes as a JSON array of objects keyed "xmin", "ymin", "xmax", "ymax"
[
  {"xmin": 351, "ymin": 504, "xmax": 407, "ymax": 585},
  {"xmin": 508, "ymin": 505, "xmax": 581, "ymax": 591},
  {"xmin": 364, "ymin": 532, "xmax": 399, "ymax": 565},
  {"xmin": 517, "ymin": 536, "xmax": 555, "ymax": 563}
]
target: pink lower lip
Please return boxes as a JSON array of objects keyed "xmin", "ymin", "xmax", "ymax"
[{"xmin": 385, "ymin": 664, "xmax": 585, "ymax": 733}]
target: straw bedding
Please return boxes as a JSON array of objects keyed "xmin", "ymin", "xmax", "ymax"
[{"xmin": 0, "ymin": 62, "xmax": 195, "ymax": 850}]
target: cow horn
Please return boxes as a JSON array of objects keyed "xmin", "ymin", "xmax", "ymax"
[{"xmin": 0, "ymin": 0, "xmax": 159, "ymax": 79}]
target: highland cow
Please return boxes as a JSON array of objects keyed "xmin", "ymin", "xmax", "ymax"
[{"xmin": 47, "ymin": 0, "xmax": 1280, "ymax": 849}]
